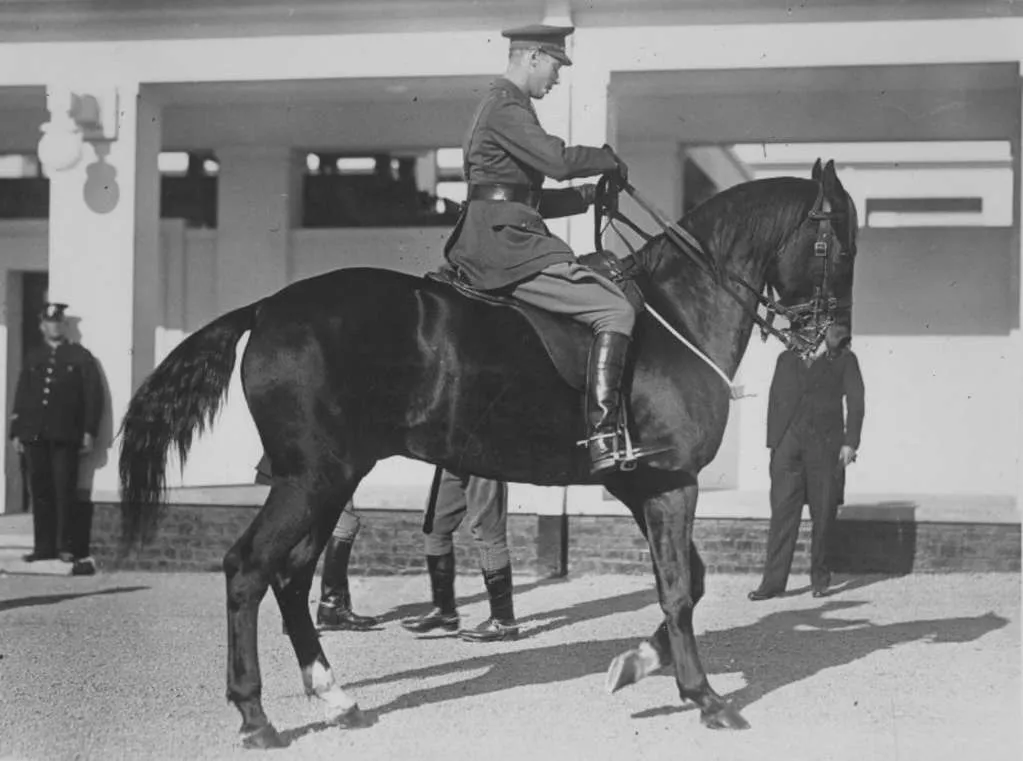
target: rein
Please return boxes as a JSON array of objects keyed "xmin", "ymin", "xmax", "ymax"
[{"xmin": 594, "ymin": 177, "xmax": 843, "ymax": 376}]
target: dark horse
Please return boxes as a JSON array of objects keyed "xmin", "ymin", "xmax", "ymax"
[{"xmin": 118, "ymin": 159, "xmax": 857, "ymax": 747}]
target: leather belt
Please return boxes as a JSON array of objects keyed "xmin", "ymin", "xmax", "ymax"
[{"xmin": 467, "ymin": 183, "xmax": 541, "ymax": 208}]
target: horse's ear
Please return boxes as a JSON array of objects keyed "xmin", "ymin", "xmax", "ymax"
[
  {"xmin": 811, "ymin": 158, "xmax": 823, "ymax": 181},
  {"xmin": 822, "ymin": 158, "xmax": 840, "ymax": 197}
]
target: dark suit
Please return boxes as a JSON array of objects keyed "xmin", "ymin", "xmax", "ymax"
[
  {"xmin": 10, "ymin": 340, "xmax": 103, "ymax": 559},
  {"xmin": 758, "ymin": 347, "xmax": 865, "ymax": 592}
]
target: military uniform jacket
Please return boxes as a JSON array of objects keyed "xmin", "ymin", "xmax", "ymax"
[
  {"xmin": 10, "ymin": 340, "xmax": 104, "ymax": 444},
  {"xmin": 445, "ymin": 77, "xmax": 619, "ymax": 291},
  {"xmin": 766, "ymin": 348, "xmax": 865, "ymax": 451}
]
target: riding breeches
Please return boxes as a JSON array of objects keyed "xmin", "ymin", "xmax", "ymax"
[
  {"xmin": 511, "ymin": 261, "xmax": 635, "ymax": 336},
  {"xmin": 424, "ymin": 469, "xmax": 510, "ymax": 571}
]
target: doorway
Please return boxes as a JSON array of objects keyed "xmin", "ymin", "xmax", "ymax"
[{"xmin": 4, "ymin": 271, "xmax": 48, "ymax": 513}]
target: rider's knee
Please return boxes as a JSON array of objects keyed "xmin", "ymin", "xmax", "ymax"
[{"xmin": 593, "ymin": 303, "xmax": 635, "ymax": 335}]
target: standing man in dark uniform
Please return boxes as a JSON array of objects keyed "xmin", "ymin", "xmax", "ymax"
[
  {"xmin": 10, "ymin": 302, "xmax": 103, "ymax": 575},
  {"xmin": 748, "ymin": 322, "xmax": 865, "ymax": 600},
  {"xmin": 400, "ymin": 467, "xmax": 517, "ymax": 642},
  {"xmin": 445, "ymin": 24, "xmax": 657, "ymax": 475},
  {"xmin": 254, "ymin": 454, "xmax": 378, "ymax": 631}
]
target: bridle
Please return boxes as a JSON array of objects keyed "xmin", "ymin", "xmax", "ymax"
[{"xmin": 594, "ymin": 176, "xmax": 850, "ymax": 360}]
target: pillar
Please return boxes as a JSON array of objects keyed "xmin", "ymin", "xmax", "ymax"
[
  {"xmin": 565, "ymin": 58, "xmax": 613, "ymax": 252},
  {"xmin": 214, "ymin": 146, "xmax": 302, "ymax": 313},
  {"xmin": 1016, "ymin": 65, "xmax": 1023, "ymax": 515},
  {"xmin": 45, "ymin": 80, "xmax": 162, "ymax": 497}
]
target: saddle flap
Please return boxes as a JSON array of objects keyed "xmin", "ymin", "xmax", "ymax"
[{"xmin": 426, "ymin": 267, "xmax": 590, "ymax": 390}]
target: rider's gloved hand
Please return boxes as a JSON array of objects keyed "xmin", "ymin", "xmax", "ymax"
[
  {"xmin": 602, "ymin": 144, "xmax": 629, "ymax": 186},
  {"xmin": 578, "ymin": 182, "xmax": 598, "ymax": 206}
]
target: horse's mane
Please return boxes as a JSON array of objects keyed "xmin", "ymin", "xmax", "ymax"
[{"xmin": 636, "ymin": 177, "xmax": 819, "ymax": 280}]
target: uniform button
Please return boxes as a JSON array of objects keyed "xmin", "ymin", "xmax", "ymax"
[
  {"xmin": 42, "ymin": 400, "xmax": 48, "ymax": 406},
  {"xmin": 47, "ymin": 367, "xmax": 53, "ymax": 374},
  {"xmin": 43, "ymin": 388, "xmax": 50, "ymax": 394}
]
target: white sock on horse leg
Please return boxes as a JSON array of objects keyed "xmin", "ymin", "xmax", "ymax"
[{"xmin": 302, "ymin": 661, "xmax": 358, "ymax": 717}]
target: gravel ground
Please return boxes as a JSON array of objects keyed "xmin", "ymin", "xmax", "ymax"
[{"xmin": 0, "ymin": 571, "xmax": 1018, "ymax": 761}]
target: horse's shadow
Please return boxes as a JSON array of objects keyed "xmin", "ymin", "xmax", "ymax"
[{"xmin": 284, "ymin": 586, "xmax": 1008, "ymax": 742}]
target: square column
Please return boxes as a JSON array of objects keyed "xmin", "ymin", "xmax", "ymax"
[
  {"xmin": 1016, "ymin": 65, "xmax": 1023, "ymax": 516},
  {"xmin": 45, "ymin": 81, "xmax": 162, "ymax": 498},
  {"xmin": 214, "ymin": 146, "xmax": 302, "ymax": 313},
  {"xmin": 565, "ymin": 60, "xmax": 613, "ymax": 251}
]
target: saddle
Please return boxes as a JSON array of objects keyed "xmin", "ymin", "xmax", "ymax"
[{"xmin": 425, "ymin": 251, "xmax": 645, "ymax": 391}]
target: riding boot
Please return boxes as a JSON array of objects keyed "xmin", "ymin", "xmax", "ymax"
[
  {"xmin": 459, "ymin": 565, "xmax": 519, "ymax": 642},
  {"xmin": 316, "ymin": 536, "xmax": 379, "ymax": 631},
  {"xmin": 400, "ymin": 552, "xmax": 460, "ymax": 634},
  {"xmin": 585, "ymin": 331, "xmax": 631, "ymax": 475}
]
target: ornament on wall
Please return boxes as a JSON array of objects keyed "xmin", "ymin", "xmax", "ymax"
[{"xmin": 37, "ymin": 86, "xmax": 120, "ymax": 174}]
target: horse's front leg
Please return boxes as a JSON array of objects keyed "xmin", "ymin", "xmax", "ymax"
[{"xmin": 642, "ymin": 482, "xmax": 748, "ymax": 729}]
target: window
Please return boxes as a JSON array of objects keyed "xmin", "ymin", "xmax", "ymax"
[
  {"xmin": 301, "ymin": 150, "xmax": 462, "ymax": 228},
  {"xmin": 0, "ymin": 154, "xmax": 40, "ymax": 178},
  {"xmin": 730, "ymin": 141, "xmax": 1012, "ymax": 228}
]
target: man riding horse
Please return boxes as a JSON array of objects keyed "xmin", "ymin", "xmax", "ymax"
[{"xmin": 445, "ymin": 24, "xmax": 655, "ymax": 475}]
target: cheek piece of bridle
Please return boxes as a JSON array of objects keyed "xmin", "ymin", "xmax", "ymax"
[{"xmin": 593, "ymin": 176, "xmax": 849, "ymax": 362}]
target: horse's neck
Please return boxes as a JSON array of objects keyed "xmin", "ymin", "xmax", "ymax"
[{"xmin": 638, "ymin": 228, "xmax": 769, "ymax": 380}]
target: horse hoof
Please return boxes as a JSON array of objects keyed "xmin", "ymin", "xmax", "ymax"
[
  {"xmin": 606, "ymin": 649, "xmax": 643, "ymax": 694},
  {"xmin": 332, "ymin": 704, "xmax": 376, "ymax": 730},
  {"xmin": 700, "ymin": 702, "xmax": 750, "ymax": 731},
  {"xmin": 606, "ymin": 643, "xmax": 661, "ymax": 694},
  {"xmin": 241, "ymin": 724, "xmax": 288, "ymax": 749}
]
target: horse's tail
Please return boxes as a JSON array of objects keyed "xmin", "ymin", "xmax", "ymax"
[{"xmin": 118, "ymin": 302, "xmax": 259, "ymax": 545}]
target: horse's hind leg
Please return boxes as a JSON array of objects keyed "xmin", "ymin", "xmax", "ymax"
[
  {"xmin": 271, "ymin": 530, "xmax": 369, "ymax": 727},
  {"xmin": 643, "ymin": 482, "xmax": 748, "ymax": 729},
  {"xmin": 223, "ymin": 479, "xmax": 361, "ymax": 748}
]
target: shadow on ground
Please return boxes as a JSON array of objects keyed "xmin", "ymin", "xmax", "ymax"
[
  {"xmin": 0, "ymin": 585, "xmax": 150, "ymax": 613},
  {"xmin": 281, "ymin": 579, "xmax": 1008, "ymax": 742}
]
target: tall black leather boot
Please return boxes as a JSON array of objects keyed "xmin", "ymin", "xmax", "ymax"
[
  {"xmin": 459, "ymin": 565, "xmax": 519, "ymax": 643},
  {"xmin": 316, "ymin": 536, "xmax": 379, "ymax": 631},
  {"xmin": 400, "ymin": 552, "xmax": 460, "ymax": 634},
  {"xmin": 585, "ymin": 331, "xmax": 631, "ymax": 475}
]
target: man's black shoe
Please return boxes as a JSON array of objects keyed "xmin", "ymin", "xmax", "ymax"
[
  {"xmin": 22, "ymin": 552, "xmax": 56, "ymax": 563},
  {"xmin": 400, "ymin": 607, "xmax": 459, "ymax": 634},
  {"xmin": 316, "ymin": 602, "xmax": 379, "ymax": 631},
  {"xmin": 71, "ymin": 557, "xmax": 96, "ymax": 576},
  {"xmin": 458, "ymin": 618, "xmax": 519, "ymax": 643}
]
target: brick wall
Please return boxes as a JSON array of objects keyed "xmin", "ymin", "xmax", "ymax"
[{"xmin": 93, "ymin": 502, "xmax": 1020, "ymax": 575}]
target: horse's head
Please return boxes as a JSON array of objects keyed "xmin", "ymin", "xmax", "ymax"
[{"xmin": 769, "ymin": 158, "xmax": 858, "ymax": 356}]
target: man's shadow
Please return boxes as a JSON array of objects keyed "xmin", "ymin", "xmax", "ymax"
[
  {"xmin": 380, "ymin": 573, "xmax": 897, "ymax": 636},
  {"xmin": 0, "ymin": 585, "xmax": 149, "ymax": 613},
  {"xmin": 374, "ymin": 575, "xmax": 576, "ymax": 626},
  {"xmin": 61, "ymin": 322, "xmax": 114, "ymax": 525},
  {"xmin": 280, "ymin": 591, "xmax": 1007, "ymax": 742}
]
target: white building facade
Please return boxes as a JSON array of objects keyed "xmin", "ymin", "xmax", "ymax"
[{"xmin": 0, "ymin": 1, "xmax": 1019, "ymax": 520}]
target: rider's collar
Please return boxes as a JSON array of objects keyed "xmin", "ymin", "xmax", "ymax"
[{"xmin": 492, "ymin": 77, "xmax": 530, "ymax": 105}]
